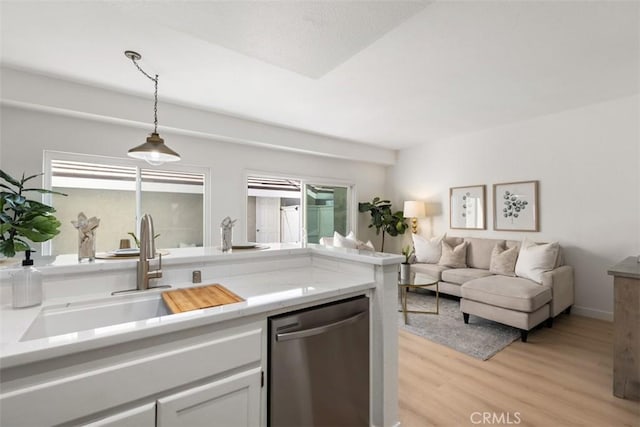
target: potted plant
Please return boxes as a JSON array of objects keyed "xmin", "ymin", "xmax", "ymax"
[
  {"xmin": 358, "ymin": 197, "xmax": 408, "ymax": 252},
  {"xmin": 400, "ymin": 245, "xmax": 414, "ymax": 282},
  {"xmin": 1, "ymin": 170, "xmax": 66, "ymax": 308},
  {"xmin": 0, "ymin": 170, "xmax": 66, "ymax": 259}
]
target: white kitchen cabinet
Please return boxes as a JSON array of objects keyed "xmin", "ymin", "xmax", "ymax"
[
  {"xmin": 0, "ymin": 321, "xmax": 264, "ymax": 426},
  {"xmin": 84, "ymin": 403, "xmax": 156, "ymax": 427},
  {"xmin": 157, "ymin": 368, "xmax": 261, "ymax": 427}
]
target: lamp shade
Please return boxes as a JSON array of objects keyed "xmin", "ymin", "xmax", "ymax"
[
  {"xmin": 128, "ymin": 132, "xmax": 180, "ymax": 166},
  {"xmin": 403, "ymin": 201, "xmax": 425, "ymax": 218}
]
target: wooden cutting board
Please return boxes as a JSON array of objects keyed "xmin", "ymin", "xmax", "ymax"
[{"xmin": 162, "ymin": 284, "xmax": 244, "ymax": 314}]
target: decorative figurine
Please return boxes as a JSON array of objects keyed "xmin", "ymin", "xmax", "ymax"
[
  {"xmin": 220, "ymin": 216, "xmax": 236, "ymax": 252},
  {"xmin": 71, "ymin": 212, "xmax": 100, "ymax": 262}
]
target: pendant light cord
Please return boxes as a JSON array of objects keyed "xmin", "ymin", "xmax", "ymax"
[{"xmin": 130, "ymin": 57, "xmax": 159, "ymax": 134}]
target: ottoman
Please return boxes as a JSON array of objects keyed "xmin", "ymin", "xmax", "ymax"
[{"xmin": 460, "ymin": 275, "xmax": 552, "ymax": 342}]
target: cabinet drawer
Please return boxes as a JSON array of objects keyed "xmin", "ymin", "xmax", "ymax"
[
  {"xmin": 1, "ymin": 322, "xmax": 263, "ymax": 426},
  {"xmin": 157, "ymin": 368, "xmax": 261, "ymax": 427},
  {"xmin": 83, "ymin": 403, "xmax": 156, "ymax": 427}
]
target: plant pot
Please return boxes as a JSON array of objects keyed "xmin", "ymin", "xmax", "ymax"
[{"xmin": 400, "ymin": 263, "xmax": 411, "ymax": 283}]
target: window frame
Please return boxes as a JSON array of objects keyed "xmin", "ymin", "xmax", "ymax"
[
  {"xmin": 42, "ymin": 150, "xmax": 212, "ymax": 255},
  {"xmin": 244, "ymin": 169, "xmax": 357, "ymax": 244}
]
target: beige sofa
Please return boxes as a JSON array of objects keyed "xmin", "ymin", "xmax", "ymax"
[{"xmin": 411, "ymin": 236, "xmax": 574, "ymax": 342}]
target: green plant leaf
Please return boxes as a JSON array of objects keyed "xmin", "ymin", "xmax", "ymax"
[
  {"xmin": 21, "ymin": 172, "xmax": 43, "ymax": 183},
  {"xmin": 358, "ymin": 202, "xmax": 372, "ymax": 212},
  {"xmin": 12, "ymin": 215, "xmax": 61, "ymax": 242},
  {"xmin": 0, "ymin": 170, "xmax": 21, "ymax": 187},
  {"xmin": 0, "ymin": 170, "xmax": 66, "ymax": 257},
  {"xmin": 0, "ymin": 183, "xmax": 17, "ymax": 194},
  {"xmin": 13, "ymin": 239, "xmax": 30, "ymax": 253},
  {"xmin": 0, "ymin": 239, "xmax": 16, "ymax": 257},
  {"xmin": 359, "ymin": 196, "xmax": 408, "ymax": 250}
]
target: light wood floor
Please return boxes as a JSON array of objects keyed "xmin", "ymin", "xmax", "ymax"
[{"xmin": 398, "ymin": 313, "xmax": 640, "ymax": 427}]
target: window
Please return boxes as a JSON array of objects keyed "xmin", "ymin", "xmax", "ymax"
[
  {"xmin": 246, "ymin": 174, "xmax": 354, "ymax": 244},
  {"xmin": 44, "ymin": 152, "xmax": 210, "ymax": 255}
]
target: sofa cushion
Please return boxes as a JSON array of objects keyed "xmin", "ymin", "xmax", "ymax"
[
  {"xmin": 465, "ymin": 238, "xmax": 504, "ymax": 269},
  {"xmin": 444, "ymin": 236, "xmax": 464, "ymax": 248},
  {"xmin": 515, "ymin": 238, "xmax": 560, "ymax": 284},
  {"xmin": 461, "ymin": 275, "xmax": 552, "ymax": 313},
  {"xmin": 411, "ymin": 263, "xmax": 448, "ymax": 281},
  {"xmin": 413, "ymin": 233, "xmax": 445, "ymax": 263},
  {"xmin": 438, "ymin": 241, "xmax": 468, "ymax": 268},
  {"xmin": 489, "ymin": 242, "xmax": 518, "ymax": 276},
  {"xmin": 441, "ymin": 268, "xmax": 493, "ymax": 285}
]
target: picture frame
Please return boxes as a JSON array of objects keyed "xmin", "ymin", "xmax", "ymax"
[
  {"xmin": 493, "ymin": 180, "xmax": 539, "ymax": 231},
  {"xmin": 449, "ymin": 185, "xmax": 486, "ymax": 230}
]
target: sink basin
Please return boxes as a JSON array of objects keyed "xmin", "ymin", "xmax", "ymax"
[{"xmin": 21, "ymin": 294, "xmax": 171, "ymax": 341}]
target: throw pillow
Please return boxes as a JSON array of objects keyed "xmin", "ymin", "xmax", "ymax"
[
  {"xmin": 438, "ymin": 241, "xmax": 468, "ymax": 268},
  {"xmin": 412, "ymin": 233, "xmax": 445, "ymax": 263},
  {"xmin": 357, "ymin": 240, "xmax": 375, "ymax": 251},
  {"xmin": 489, "ymin": 242, "xmax": 518, "ymax": 276},
  {"xmin": 514, "ymin": 238, "xmax": 560, "ymax": 284},
  {"xmin": 333, "ymin": 231, "xmax": 375, "ymax": 251},
  {"xmin": 333, "ymin": 231, "xmax": 358, "ymax": 249}
]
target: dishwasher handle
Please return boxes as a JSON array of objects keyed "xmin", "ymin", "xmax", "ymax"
[{"xmin": 275, "ymin": 310, "xmax": 367, "ymax": 342}]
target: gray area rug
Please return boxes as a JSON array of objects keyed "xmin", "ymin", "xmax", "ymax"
[{"xmin": 398, "ymin": 291, "xmax": 520, "ymax": 360}]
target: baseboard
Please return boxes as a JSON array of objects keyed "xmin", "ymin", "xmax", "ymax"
[{"xmin": 572, "ymin": 305, "xmax": 613, "ymax": 321}]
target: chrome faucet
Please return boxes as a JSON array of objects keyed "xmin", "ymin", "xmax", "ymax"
[{"xmin": 112, "ymin": 214, "xmax": 170, "ymax": 295}]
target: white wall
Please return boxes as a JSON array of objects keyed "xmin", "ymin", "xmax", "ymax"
[
  {"xmin": 387, "ymin": 95, "xmax": 640, "ymax": 320},
  {"xmin": 0, "ymin": 76, "xmax": 387, "ymax": 251}
]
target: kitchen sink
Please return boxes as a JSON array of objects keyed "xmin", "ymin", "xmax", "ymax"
[{"xmin": 20, "ymin": 293, "xmax": 171, "ymax": 341}]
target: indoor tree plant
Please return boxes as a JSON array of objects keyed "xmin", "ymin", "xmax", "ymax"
[
  {"xmin": 358, "ymin": 197, "xmax": 408, "ymax": 252},
  {"xmin": 0, "ymin": 170, "xmax": 66, "ymax": 259}
]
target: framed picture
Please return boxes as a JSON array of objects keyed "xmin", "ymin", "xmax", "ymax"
[
  {"xmin": 493, "ymin": 180, "xmax": 539, "ymax": 231},
  {"xmin": 450, "ymin": 185, "xmax": 486, "ymax": 230}
]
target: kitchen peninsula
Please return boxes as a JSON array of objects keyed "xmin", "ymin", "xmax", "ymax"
[{"xmin": 0, "ymin": 245, "xmax": 402, "ymax": 426}]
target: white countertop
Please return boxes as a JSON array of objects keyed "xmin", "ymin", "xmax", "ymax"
[
  {"xmin": 0, "ymin": 245, "xmax": 402, "ymax": 368},
  {"xmin": 0, "ymin": 243, "xmax": 402, "ymax": 278}
]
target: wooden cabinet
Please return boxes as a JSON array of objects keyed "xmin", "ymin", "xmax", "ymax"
[
  {"xmin": 608, "ymin": 257, "xmax": 640, "ymax": 400},
  {"xmin": 157, "ymin": 368, "xmax": 261, "ymax": 427}
]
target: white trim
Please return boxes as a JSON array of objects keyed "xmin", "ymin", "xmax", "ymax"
[
  {"xmin": 247, "ymin": 188, "xmax": 301, "ymax": 199},
  {"xmin": 42, "ymin": 150, "xmax": 212, "ymax": 254},
  {"xmin": 571, "ymin": 306, "xmax": 613, "ymax": 322},
  {"xmin": 135, "ymin": 166, "xmax": 142, "ymax": 238}
]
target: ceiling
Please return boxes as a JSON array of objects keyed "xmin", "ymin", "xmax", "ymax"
[{"xmin": 1, "ymin": 1, "xmax": 638, "ymax": 150}]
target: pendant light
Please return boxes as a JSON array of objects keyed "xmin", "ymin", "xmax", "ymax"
[{"xmin": 125, "ymin": 50, "xmax": 180, "ymax": 165}]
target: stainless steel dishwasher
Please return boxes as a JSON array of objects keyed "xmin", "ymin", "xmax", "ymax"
[{"xmin": 268, "ymin": 295, "xmax": 369, "ymax": 427}]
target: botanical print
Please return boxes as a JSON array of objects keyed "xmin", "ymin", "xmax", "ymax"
[
  {"xmin": 493, "ymin": 181, "xmax": 538, "ymax": 231},
  {"xmin": 461, "ymin": 192, "xmax": 475, "ymax": 220},
  {"xmin": 501, "ymin": 190, "xmax": 528, "ymax": 223},
  {"xmin": 450, "ymin": 185, "xmax": 486, "ymax": 230}
]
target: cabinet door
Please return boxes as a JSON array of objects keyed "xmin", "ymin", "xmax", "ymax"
[
  {"xmin": 83, "ymin": 403, "xmax": 155, "ymax": 427},
  {"xmin": 157, "ymin": 368, "xmax": 261, "ymax": 427}
]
